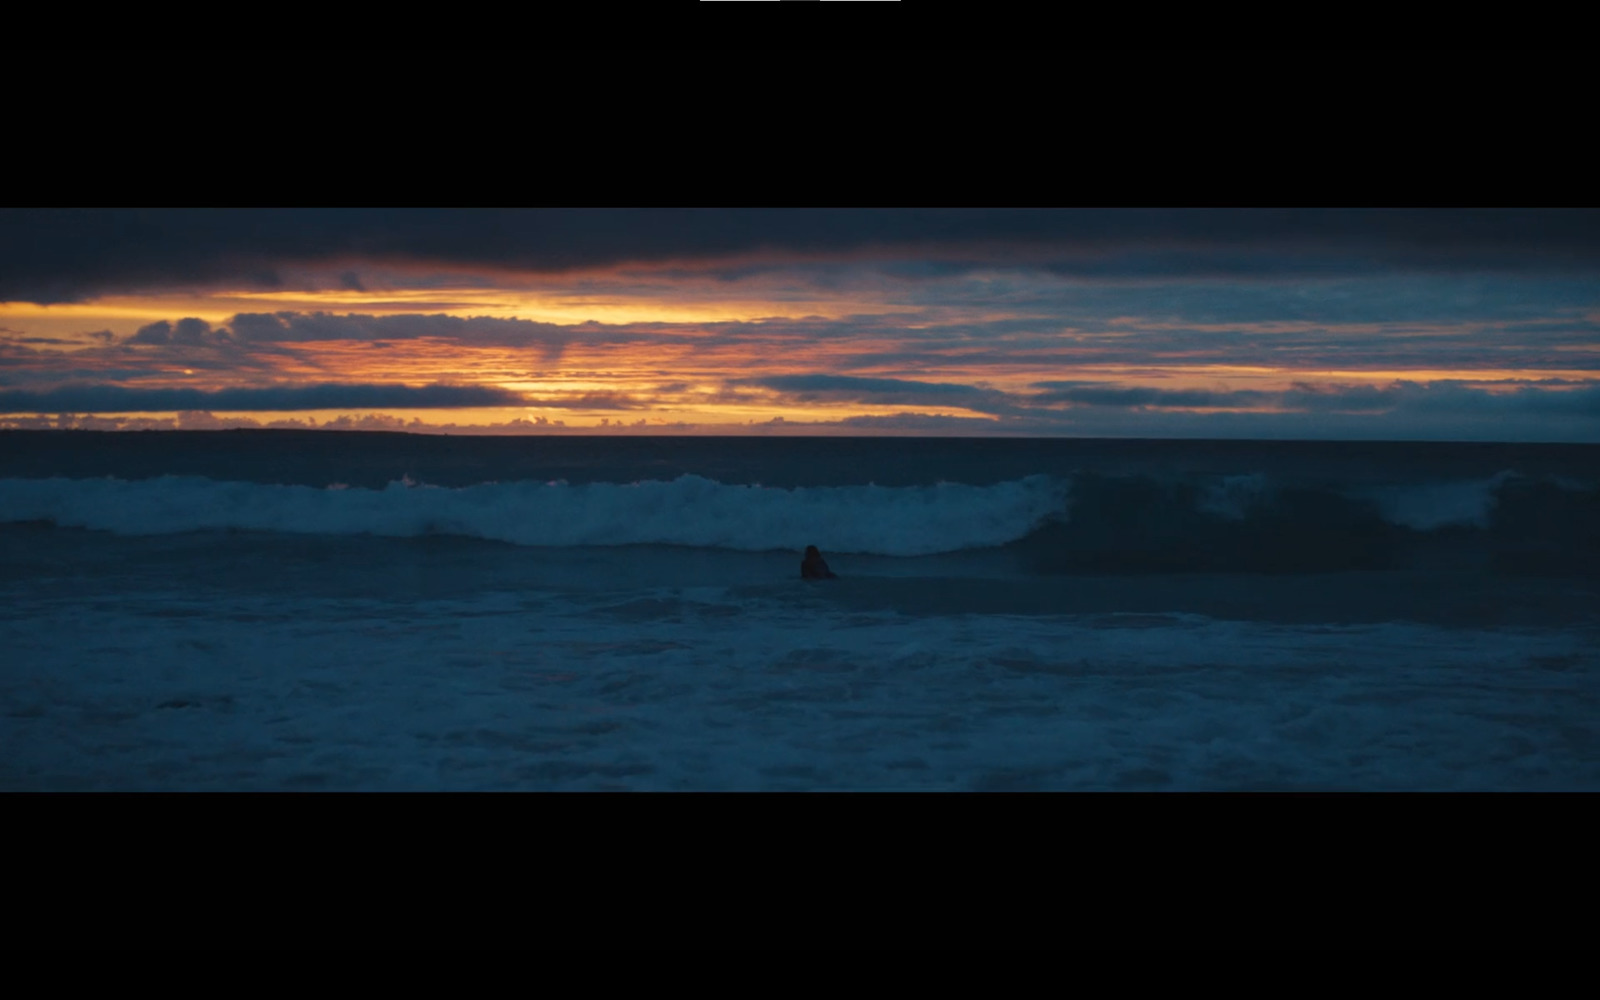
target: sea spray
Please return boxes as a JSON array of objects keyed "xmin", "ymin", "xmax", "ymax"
[{"xmin": 0, "ymin": 473, "xmax": 1071, "ymax": 556}]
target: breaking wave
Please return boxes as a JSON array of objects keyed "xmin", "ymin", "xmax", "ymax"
[
  {"xmin": 1349, "ymin": 470, "xmax": 1520, "ymax": 531},
  {"xmin": 4, "ymin": 468, "xmax": 1594, "ymax": 575},
  {"xmin": 1018, "ymin": 469, "xmax": 1597, "ymax": 575},
  {"xmin": 0, "ymin": 474, "xmax": 1071, "ymax": 557}
]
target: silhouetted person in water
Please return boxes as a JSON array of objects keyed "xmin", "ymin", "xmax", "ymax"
[{"xmin": 801, "ymin": 545, "xmax": 838, "ymax": 580}]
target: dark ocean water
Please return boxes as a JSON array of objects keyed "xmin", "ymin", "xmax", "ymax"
[
  {"xmin": 4, "ymin": 428, "xmax": 1594, "ymax": 489},
  {"xmin": 4, "ymin": 429, "xmax": 1597, "ymax": 595},
  {"xmin": 3, "ymin": 431, "xmax": 1597, "ymax": 790}
]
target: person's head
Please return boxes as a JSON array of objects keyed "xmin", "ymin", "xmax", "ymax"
[{"xmin": 805, "ymin": 545, "xmax": 820, "ymax": 559}]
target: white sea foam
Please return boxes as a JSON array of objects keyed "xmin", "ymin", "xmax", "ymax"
[
  {"xmin": 4, "ymin": 574, "xmax": 1594, "ymax": 791},
  {"xmin": 0, "ymin": 474, "xmax": 1071, "ymax": 556},
  {"xmin": 1355, "ymin": 471, "xmax": 1517, "ymax": 531},
  {"xmin": 1196, "ymin": 473, "xmax": 1273, "ymax": 520}
]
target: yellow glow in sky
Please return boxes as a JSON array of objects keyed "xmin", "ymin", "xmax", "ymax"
[{"xmin": 4, "ymin": 271, "xmax": 1597, "ymax": 436}]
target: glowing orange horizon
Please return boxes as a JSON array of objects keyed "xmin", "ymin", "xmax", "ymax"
[{"xmin": 3, "ymin": 276, "xmax": 1596, "ymax": 435}]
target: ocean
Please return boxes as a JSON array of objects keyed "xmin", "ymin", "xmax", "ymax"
[{"xmin": 2, "ymin": 430, "xmax": 1597, "ymax": 790}]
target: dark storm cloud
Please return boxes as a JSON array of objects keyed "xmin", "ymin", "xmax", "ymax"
[
  {"xmin": 1282, "ymin": 381, "xmax": 1600, "ymax": 417},
  {"xmin": 742, "ymin": 374, "xmax": 987, "ymax": 397},
  {"xmin": 732, "ymin": 376, "xmax": 1600, "ymax": 425},
  {"xmin": 223, "ymin": 311, "xmax": 610, "ymax": 351},
  {"xmin": 5, "ymin": 208, "xmax": 1600, "ymax": 303},
  {"xmin": 0, "ymin": 382, "xmax": 526, "ymax": 413},
  {"xmin": 884, "ymin": 273, "xmax": 1600, "ymax": 328},
  {"xmin": 126, "ymin": 317, "xmax": 221, "ymax": 346},
  {"xmin": 1027, "ymin": 380, "xmax": 1600, "ymax": 416},
  {"xmin": 755, "ymin": 382, "xmax": 1600, "ymax": 442},
  {"xmin": 1375, "ymin": 380, "xmax": 1600, "ymax": 416},
  {"xmin": 1030, "ymin": 384, "xmax": 1277, "ymax": 408},
  {"xmin": 125, "ymin": 321, "xmax": 173, "ymax": 345},
  {"xmin": 519, "ymin": 393, "xmax": 648, "ymax": 410},
  {"xmin": 737, "ymin": 374, "xmax": 1024, "ymax": 416},
  {"xmin": 822, "ymin": 307, "xmax": 1600, "ymax": 373}
]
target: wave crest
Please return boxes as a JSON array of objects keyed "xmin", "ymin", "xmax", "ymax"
[{"xmin": 0, "ymin": 474, "xmax": 1071, "ymax": 556}]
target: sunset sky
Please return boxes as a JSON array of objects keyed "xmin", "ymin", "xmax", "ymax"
[{"xmin": 2, "ymin": 208, "xmax": 1597, "ymax": 439}]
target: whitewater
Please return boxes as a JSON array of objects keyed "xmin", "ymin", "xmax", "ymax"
[
  {"xmin": 2, "ymin": 431, "xmax": 1597, "ymax": 790},
  {"xmin": 0, "ymin": 473, "xmax": 1070, "ymax": 556}
]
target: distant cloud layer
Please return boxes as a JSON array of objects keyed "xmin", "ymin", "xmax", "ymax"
[
  {"xmin": 1025, "ymin": 380, "xmax": 1600, "ymax": 416},
  {"xmin": 4, "ymin": 208, "xmax": 1600, "ymax": 303},
  {"xmin": 2, "ymin": 209, "xmax": 1598, "ymax": 440},
  {"xmin": 740, "ymin": 374, "xmax": 993, "ymax": 399},
  {"xmin": 0, "ymin": 382, "xmax": 524, "ymax": 413},
  {"xmin": 224, "ymin": 312, "xmax": 582, "ymax": 347}
]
